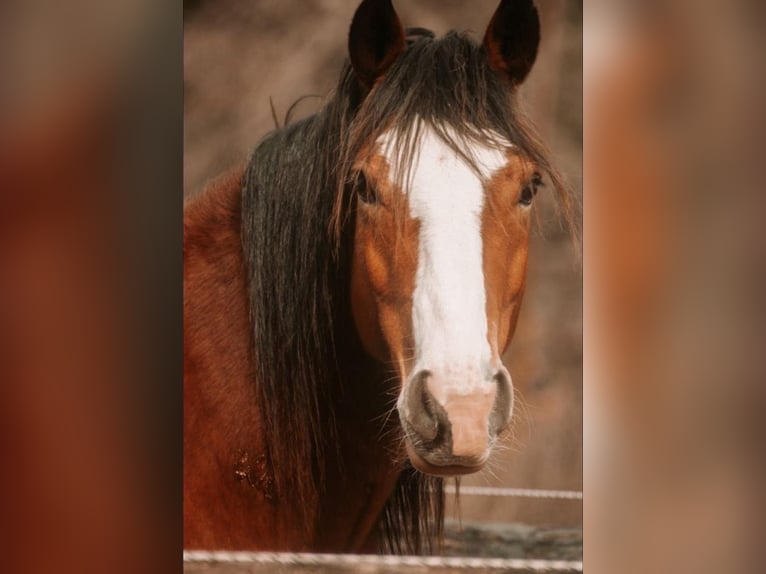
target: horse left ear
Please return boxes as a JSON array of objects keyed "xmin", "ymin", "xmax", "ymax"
[
  {"xmin": 483, "ymin": 0, "xmax": 540, "ymax": 86},
  {"xmin": 348, "ymin": 0, "xmax": 405, "ymax": 92}
]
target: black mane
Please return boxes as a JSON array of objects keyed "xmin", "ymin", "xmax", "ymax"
[{"xmin": 241, "ymin": 29, "xmax": 571, "ymax": 553}]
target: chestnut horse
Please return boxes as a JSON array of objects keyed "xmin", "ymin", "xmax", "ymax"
[{"xmin": 184, "ymin": 0, "xmax": 571, "ymax": 554}]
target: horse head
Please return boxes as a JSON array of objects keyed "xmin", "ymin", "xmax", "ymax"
[{"xmin": 346, "ymin": 0, "xmax": 544, "ymax": 475}]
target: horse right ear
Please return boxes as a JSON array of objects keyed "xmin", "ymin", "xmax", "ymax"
[
  {"xmin": 483, "ymin": 0, "xmax": 541, "ymax": 86},
  {"xmin": 348, "ymin": 0, "xmax": 405, "ymax": 92}
]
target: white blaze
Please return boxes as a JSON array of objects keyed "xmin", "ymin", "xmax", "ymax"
[{"xmin": 379, "ymin": 124, "xmax": 509, "ymax": 391}]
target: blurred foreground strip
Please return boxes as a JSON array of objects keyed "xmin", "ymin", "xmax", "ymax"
[{"xmin": 585, "ymin": 0, "xmax": 766, "ymax": 573}]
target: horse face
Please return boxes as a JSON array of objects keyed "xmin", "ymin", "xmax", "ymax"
[
  {"xmin": 350, "ymin": 125, "xmax": 540, "ymax": 475},
  {"xmin": 346, "ymin": 0, "xmax": 543, "ymax": 475}
]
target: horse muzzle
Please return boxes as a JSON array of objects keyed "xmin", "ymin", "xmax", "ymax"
[{"xmin": 398, "ymin": 366, "xmax": 513, "ymax": 475}]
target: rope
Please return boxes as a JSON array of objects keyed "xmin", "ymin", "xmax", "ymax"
[
  {"xmin": 183, "ymin": 551, "xmax": 583, "ymax": 572},
  {"xmin": 445, "ymin": 485, "xmax": 583, "ymax": 500}
]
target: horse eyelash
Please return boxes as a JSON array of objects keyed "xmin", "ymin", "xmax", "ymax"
[
  {"xmin": 519, "ymin": 172, "xmax": 543, "ymax": 206},
  {"xmin": 354, "ymin": 170, "xmax": 385, "ymax": 206}
]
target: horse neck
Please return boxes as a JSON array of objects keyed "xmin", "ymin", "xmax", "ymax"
[
  {"xmin": 328, "ymin": 263, "xmax": 398, "ymax": 433},
  {"xmin": 317, "ymin": 341, "xmax": 405, "ymax": 551}
]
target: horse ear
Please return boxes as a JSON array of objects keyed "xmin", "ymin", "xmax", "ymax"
[
  {"xmin": 348, "ymin": 0, "xmax": 405, "ymax": 91},
  {"xmin": 483, "ymin": 0, "xmax": 540, "ymax": 86}
]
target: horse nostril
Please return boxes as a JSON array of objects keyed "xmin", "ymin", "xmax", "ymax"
[
  {"xmin": 402, "ymin": 367, "xmax": 512, "ymax": 462},
  {"xmin": 489, "ymin": 367, "xmax": 514, "ymax": 435},
  {"xmin": 403, "ymin": 370, "xmax": 444, "ymax": 442}
]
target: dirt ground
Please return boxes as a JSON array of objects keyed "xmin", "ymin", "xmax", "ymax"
[{"xmin": 184, "ymin": 0, "xmax": 582, "ymax": 548}]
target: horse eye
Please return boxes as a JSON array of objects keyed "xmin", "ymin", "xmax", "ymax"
[
  {"xmin": 354, "ymin": 172, "xmax": 378, "ymax": 205},
  {"xmin": 519, "ymin": 173, "xmax": 542, "ymax": 206}
]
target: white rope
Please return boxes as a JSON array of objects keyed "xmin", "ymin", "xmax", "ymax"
[
  {"xmin": 183, "ymin": 551, "xmax": 583, "ymax": 572},
  {"xmin": 445, "ymin": 485, "xmax": 583, "ymax": 500}
]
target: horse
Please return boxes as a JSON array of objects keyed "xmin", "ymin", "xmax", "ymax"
[{"xmin": 184, "ymin": 0, "xmax": 573, "ymax": 554}]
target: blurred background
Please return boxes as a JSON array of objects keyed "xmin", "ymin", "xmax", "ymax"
[
  {"xmin": 184, "ymin": 0, "xmax": 583, "ymax": 552},
  {"xmin": 1, "ymin": 2, "xmax": 181, "ymax": 574}
]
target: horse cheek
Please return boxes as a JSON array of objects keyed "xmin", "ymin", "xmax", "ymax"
[{"xmin": 351, "ymin": 227, "xmax": 389, "ymax": 361}]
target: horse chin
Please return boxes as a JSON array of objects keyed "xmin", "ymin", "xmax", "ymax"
[{"xmin": 404, "ymin": 441, "xmax": 487, "ymax": 477}]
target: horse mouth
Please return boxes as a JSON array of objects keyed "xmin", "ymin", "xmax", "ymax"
[{"xmin": 404, "ymin": 438, "xmax": 488, "ymax": 476}]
